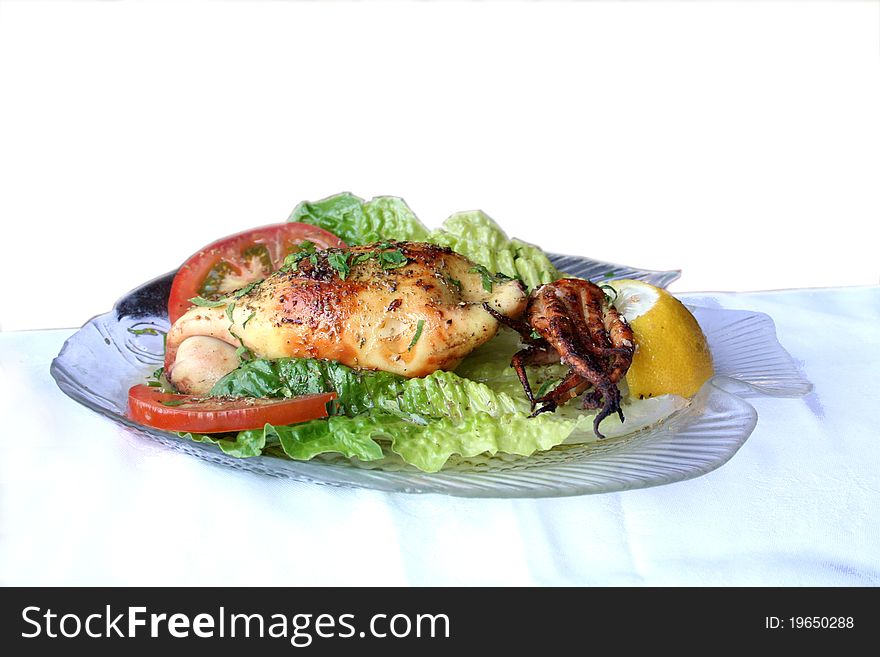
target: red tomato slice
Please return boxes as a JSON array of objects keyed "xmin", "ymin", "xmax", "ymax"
[
  {"xmin": 168, "ymin": 222, "xmax": 346, "ymax": 323},
  {"xmin": 127, "ymin": 384, "xmax": 336, "ymax": 433}
]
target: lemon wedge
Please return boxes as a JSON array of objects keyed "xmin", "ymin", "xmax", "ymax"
[{"xmin": 606, "ymin": 279, "xmax": 713, "ymax": 399}]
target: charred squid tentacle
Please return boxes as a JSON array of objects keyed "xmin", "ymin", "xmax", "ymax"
[
  {"xmin": 482, "ymin": 302, "xmax": 542, "ymax": 344},
  {"xmin": 580, "ymin": 389, "xmax": 603, "ymax": 410},
  {"xmin": 601, "ymin": 300, "xmax": 635, "ymax": 384},
  {"xmin": 511, "ymin": 345, "xmax": 561, "ymax": 407},
  {"xmin": 511, "ymin": 348, "xmax": 538, "ymax": 407},
  {"xmin": 512, "ymin": 279, "xmax": 636, "ymax": 439},
  {"xmin": 593, "ymin": 381, "xmax": 624, "ymax": 438},
  {"xmin": 537, "ymin": 369, "xmax": 589, "ymax": 405}
]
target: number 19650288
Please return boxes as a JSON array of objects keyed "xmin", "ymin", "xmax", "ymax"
[{"xmin": 765, "ymin": 617, "xmax": 854, "ymax": 629}]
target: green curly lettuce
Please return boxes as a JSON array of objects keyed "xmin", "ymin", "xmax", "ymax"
[
  {"xmin": 186, "ymin": 356, "xmax": 554, "ymax": 471},
  {"xmin": 277, "ymin": 410, "xmax": 577, "ymax": 473},
  {"xmin": 289, "ymin": 193, "xmax": 429, "ymax": 245},
  {"xmin": 428, "ymin": 211, "xmax": 560, "ymax": 291},
  {"xmin": 209, "ymin": 357, "xmax": 405, "ymax": 417},
  {"xmin": 183, "ymin": 355, "xmax": 685, "ymax": 472},
  {"xmin": 289, "ymin": 193, "xmax": 560, "ymax": 290}
]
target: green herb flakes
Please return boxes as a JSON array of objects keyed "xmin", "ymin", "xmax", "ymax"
[
  {"xmin": 378, "ymin": 249, "xmax": 408, "ymax": 270},
  {"xmin": 188, "ymin": 296, "xmax": 227, "ymax": 308},
  {"xmin": 469, "ymin": 265, "xmax": 494, "ymax": 292},
  {"xmin": 327, "ymin": 251, "xmax": 351, "ymax": 279},
  {"xmin": 232, "ymin": 280, "xmax": 262, "ymax": 299},
  {"xmin": 408, "ymin": 319, "xmax": 426, "ymax": 351},
  {"xmin": 536, "ymin": 379, "xmax": 560, "ymax": 399},
  {"xmin": 127, "ymin": 326, "xmax": 163, "ymax": 336},
  {"xmin": 235, "ymin": 344, "xmax": 253, "ymax": 363}
]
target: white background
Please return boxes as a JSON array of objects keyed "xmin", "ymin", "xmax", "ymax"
[{"xmin": 1, "ymin": 1, "xmax": 878, "ymax": 331}]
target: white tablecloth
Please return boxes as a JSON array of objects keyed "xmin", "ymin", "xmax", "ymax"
[{"xmin": 1, "ymin": 287, "xmax": 878, "ymax": 586}]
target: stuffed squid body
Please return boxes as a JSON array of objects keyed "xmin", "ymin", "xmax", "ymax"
[{"xmin": 165, "ymin": 242, "xmax": 527, "ymax": 395}]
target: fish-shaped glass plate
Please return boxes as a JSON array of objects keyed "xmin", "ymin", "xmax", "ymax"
[{"xmin": 50, "ymin": 255, "xmax": 810, "ymax": 498}]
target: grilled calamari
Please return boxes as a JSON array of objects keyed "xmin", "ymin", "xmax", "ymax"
[
  {"xmin": 486, "ymin": 278, "xmax": 635, "ymax": 438},
  {"xmin": 165, "ymin": 242, "xmax": 527, "ymax": 395}
]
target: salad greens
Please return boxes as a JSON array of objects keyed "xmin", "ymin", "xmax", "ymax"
[
  {"xmin": 289, "ymin": 192, "xmax": 560, "ymax": 291},
  {"xmin": 180, "ymin": 193, "xmax": 684, "ymax": 472},
  {"xmin": 186, "ymin": 354, "xmax": 565, "ymax": 471},
  {"xmin": 185, "ymin": 349, "xmax": 684, "ymax": 472},
  {"xmin": 290, "ymin": 193, "xmax": 430, "ymax": 246}
]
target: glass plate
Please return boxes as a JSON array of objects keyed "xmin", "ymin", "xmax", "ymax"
[{"xmin": 50, "ymin": 255, "xmax": 810, "ymax": 498}]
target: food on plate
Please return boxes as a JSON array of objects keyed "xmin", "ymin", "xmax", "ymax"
[
  {"xmin": 167, "ymin": 222, "xmax": 346, "ymax": 324},
  {"xmin": 164, "ymin": 241, "xmax": 527, "ymax": 395},
  {"xmin": 606, "ymin": 279, "xmax": 713, "ymax": 399},
  {"xmin": 127, "ymin": 192, "xmax": 713, "ymax": 473}
]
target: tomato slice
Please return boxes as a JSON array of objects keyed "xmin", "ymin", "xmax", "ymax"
[
  {"xmin": 127, "ymin": 384, "xmax": 336, "ymax": 433},
  {"xmin": 168, "ymin": 222, "xmax": 346, "ymax": 323}
]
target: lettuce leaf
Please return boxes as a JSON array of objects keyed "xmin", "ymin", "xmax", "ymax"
[
  {"xmin": 210, "ymin": 357, "xmax": 406, "ymax": 417},
  {"xmin": 187, "ymin": 353, "xmax": 684, "ymax": 472},
  {"xmin": 289, "ymin": 192, "xmax": 429, "ymax": 245},
  {"xmin": 211, "ymin": 357, "xmax": 530, "ymax": 421},
  {"xmin": 184, "ymin": 406, "xmax": 574, "ymax": 472},
  {"xmin": 289, "ymin": 193, "xmax": 560, "ymax": 290},
  {"xmin": 428, "ymin": 210, "xmax": 560, "ymax": 290},
  {"xmin": 181, "ymin": 429, "xmax": 268, "ymax": 458},
  {"xmin": 454, "ymin": 327, "xmax": 570, "ymax": 401},
  {"xmin": 268, "ymin": 417, "xmax": 385, "ymax": 462},
  {"xmin": 275, "ymin": 410, "xmax": 576, "ymax": 473},
  {"xmin": 189, "ymin": 356, "xmax": 555, "ymax": 471}
]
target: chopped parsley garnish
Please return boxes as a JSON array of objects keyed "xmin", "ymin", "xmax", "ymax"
[
  {"xmin": 348, "ymin": 247, "xmax": 409, "ymax": 270},
  {"xmin": 529, "ymin": 329, "xmax": 542, "ymax": 340},
  {"xmin": 127, "ymin": 326, "xmax": 163, "ymax": 336},
  {"xmin": 147, "ymin": 366, "xmax": 167, "ymax": 389},
  {"xmin": 408, "ymin": 319, "xmax": 425, "ymax": 351},
  {"xmin": 188, "ymin": 296, "xmax": 228, "ymax": 308},
  {"xmin": 160, "ymin": 399, "xmax": 188, "ymax": 407},
  {"xmin": 283, "ymin": 252, "xmax": 306, "ymax": 270},
  {"xmin": 297, "ymin": 240, "xmax": 317, "ymax": 253},
  {"xmin": 351, "ymin": 252, "xmax": 375, "ymax": 266},
  {"xmin": 378, "ymin": 249, "xmax": 408, "ymax": 270},
  {"xmin": 283, "ymin": 246, "xmax": 320, "ymax": 271},
  {"xmin": 469, "ymin": 265, "xmax": 494, "ymax": 292},
  {"xmin": 603, "ymin": 271, "xmax": 615, "ymax": 279},
  {"xmin": 536, "ymin": 379, "xmax": 560, "ymax": 399},
  {"xmin": 232, "ymin": 280, "xmax": 262, "ymax": 299},
  {"xmin": 327, "ymin": 251, "xmax": 351, "ymax": 280},
  {"xmin": 445, "ymin": 276, "xmax": 462, "ymax": 291},
  {"xmin": 228, "ymin": 328, "xmax": 253, "ymax": 363}
]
